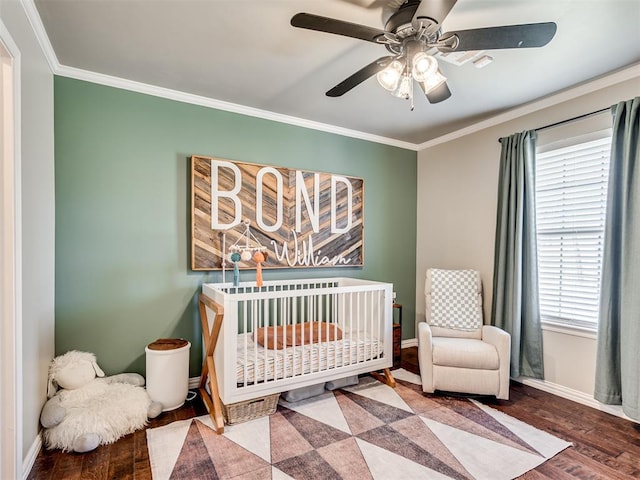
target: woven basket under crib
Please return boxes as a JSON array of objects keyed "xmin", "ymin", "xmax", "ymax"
[{"xmin": 223, "ymin": 393, "xmax": 280, "ymax": 425}]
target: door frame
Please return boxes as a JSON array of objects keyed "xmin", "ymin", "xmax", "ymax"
[{"xmin": 0, "ymin": 18, "xmax": 22, "ymax": 480}]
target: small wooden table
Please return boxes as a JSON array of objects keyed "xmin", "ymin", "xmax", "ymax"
[{"xmin": 393, "ymin": 303, "xmax": 402, "ymax": 368}]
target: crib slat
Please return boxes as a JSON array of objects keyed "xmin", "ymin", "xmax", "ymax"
[
  {"xmin": 356, "ymin": 292, "xmax": 361, "ymax": 364},
  {"xmin": 331, "ymin": 293, "xmax": 344, "ymax": 367},
  {"xmin": 243, "ymin": 300, "xmax": 248, "ymax": 388}
]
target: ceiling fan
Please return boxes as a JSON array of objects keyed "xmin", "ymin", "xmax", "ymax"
[{"xmin": 291, "ymin": 0, "xmax": 557, "ymax": 108}]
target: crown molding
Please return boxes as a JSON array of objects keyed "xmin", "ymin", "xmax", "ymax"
[
  {"xmin": 19, "ymin": 0, "xmax": 640, "ymax": 154},
  {"xmin": 54, "ymin": 64, "xmax": 419, "ymax": 151},
  {"xmin": 20, "ymin": 0, "xmax": 59, "ymax": 72},
  {"xmin": 418, "ymin": 63, "xmax": 640, "ymax": 150},
  {"xmin": 21, "ymin": 1, "xmax": 417, "ymax": 151}
]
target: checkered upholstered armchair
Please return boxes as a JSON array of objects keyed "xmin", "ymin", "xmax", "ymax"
[{"xmin": 418, "ymin": 269, "xmax": 511, "ymax": 400}]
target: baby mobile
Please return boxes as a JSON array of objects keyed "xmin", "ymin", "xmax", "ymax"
[{"xmin": 221, "ymin": 220, "xmax": 268, "ymax": 287}]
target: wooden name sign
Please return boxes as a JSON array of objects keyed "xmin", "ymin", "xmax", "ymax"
[{"xmin": 191, "ymin": 155, "xmax": 364, "ymax": 270}]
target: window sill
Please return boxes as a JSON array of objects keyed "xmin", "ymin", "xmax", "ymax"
[{"xmin": 541, "ymin": 321, "xmax": 597, "ymax": 339}]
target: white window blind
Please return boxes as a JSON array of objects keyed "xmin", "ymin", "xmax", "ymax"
[{"xmin": 535, "ymin": 136, "xmax": 611, "ymax": 329}]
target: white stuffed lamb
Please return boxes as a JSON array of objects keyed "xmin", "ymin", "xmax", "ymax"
[{"xmin": 40, "ymin": 350, "xmax": 163, "ymax": 452}]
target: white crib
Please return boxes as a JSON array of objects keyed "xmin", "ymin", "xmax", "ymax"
[{"xmin": 198, "ymin": 277, "xmax": 395, "ymax": 433}]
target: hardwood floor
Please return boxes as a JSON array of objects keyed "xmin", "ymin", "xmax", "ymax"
[{"xmin": 28, "ymin": 347, "xmax": 640, "ymax": 479}]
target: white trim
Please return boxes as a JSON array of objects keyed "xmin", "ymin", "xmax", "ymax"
[
  {"xmin": 53, "ymin": 60, "xmax": 640, "ymax": 154},
  {"xmin": 417, "ymin": 63, "xmax": 640, "ymax": 150},
  {"xmin": 189, "ymin": 377, "xmax": 200, "ymax": 390},
  {"xmin": 19, "ymin": 0, "xmax": 60, "ymax": 71},
  {"xmin": 55, "ymin": 64, "xmax": 419, "ymax": 151},
  {"xmin": 19, "ymin": 0, "xmax": 418, "ymax": 150},
  {"xmin": 516, "ymin": 377, "xmax": 638, "ymax": 424},
  {"xmin": 541, "ymin": 321, "xmax": 597, "ymax": 340},
  {"xmin": 193, "ymin": 353, "xmax": 637, "ymax": 425},
  {"xmin": 401, "ymin": 338, "xmax": 418, "ymax": 348},
  {"xmin": 21, "ymin": 435, "xmax": 41, "ymax": 480},
  {"xmin": 0, "ymin": 20, "xmax": 23, "ymax": 480},
  {"xmin": 21, "ymin": 0, "xmax": 639, "ymax": 152},
  {"xmin": 405, "ymin": 337, "xmax": 635, "ymax": 423}
]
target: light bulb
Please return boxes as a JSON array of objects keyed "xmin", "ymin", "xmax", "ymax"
[
  {"xmin": 393, "ymin": 74, "xmax": 413, "ymax": 99},
  {"xmin": 411, "ymin": 52, "xmax": 438, "ymax": 82},
  {"xmin": 422, "ymin": 70, "xmax": 447, "ymax": 93},
  {"xmin": 376, "ymin": 61, "xmax": 404, "ymax": 91}
]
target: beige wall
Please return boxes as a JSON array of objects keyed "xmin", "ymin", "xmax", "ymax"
[
  {"xmin": 416, "ymin": 71, "xmax": 640, "ymax": 397},
  {"xmin": 0, "ymin": 0, "xmax": 55, "ymax": 472},
  {"xmin": 541, "ymin": 327, "xmax": 596, "ymax": 394}
]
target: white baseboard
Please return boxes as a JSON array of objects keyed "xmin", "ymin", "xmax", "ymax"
[
  {"xmin": 516, "ymin": 377, "xmax": 637, "ymax": 423},
  {"xmin": 190, "ymin": 343, "xmax": 636, "ymax": 424},
  {"xmin": 401, "ymin": 338, "xmax": 418, "ymax": 348},
  {"xmin": 22, "ymin": 433, "xmax": 42, "ymax": 480},
  {"xmin": 32, "ymin": 372, "xmax": 636, "ymax": 480},
  {"xmin": 402, "ymin": 340, "xmax": 636, "ymax": 423}
]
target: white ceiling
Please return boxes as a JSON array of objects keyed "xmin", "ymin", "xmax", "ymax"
[{"xmin": 33, "ymin": 0, "xmax": 640, "ymax": 147}]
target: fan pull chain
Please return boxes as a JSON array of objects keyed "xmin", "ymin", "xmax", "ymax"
[{"xmin": 410, "ymin": 78, "xmax": 415, "ymax": 111}]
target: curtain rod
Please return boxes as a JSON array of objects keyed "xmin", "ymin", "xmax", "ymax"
[
  {"xmin": 498, "ymin": 106, "xmax": 610, "ymax": 142},
  {"xmin": 535, "ymin": 106, "xmax": 610, "ymax": 132}
]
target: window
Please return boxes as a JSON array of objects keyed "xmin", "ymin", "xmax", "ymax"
[{"xmin": 535, "ymin": 133, "xmax": 611, "ymax": 330}]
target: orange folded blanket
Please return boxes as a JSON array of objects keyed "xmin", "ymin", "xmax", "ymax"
[{"xmin": 255, "ymin": 322, "xmax": 343, "ymax": 350}]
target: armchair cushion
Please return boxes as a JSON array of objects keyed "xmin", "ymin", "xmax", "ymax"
[
  {"xmin": 432, "ymin": 338, "xmax": 499, "ymax": 370},
  {"xmin": 429, "ymin": 269, "xmax": 482, "ymax": 331}
]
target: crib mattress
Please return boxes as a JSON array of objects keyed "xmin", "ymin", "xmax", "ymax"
[{"xmin": 235, "ymin": 332, "xmax": 383, "ymax": 385}]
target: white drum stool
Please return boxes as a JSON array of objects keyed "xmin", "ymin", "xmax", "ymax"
[{"xmin": 145, "ymin": 338, "xmax": 191, "ymax": 412}]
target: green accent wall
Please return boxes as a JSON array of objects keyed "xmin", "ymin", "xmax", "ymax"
[{"xmin": 54, "ymin": 76, "xmax": 417, "ymax": 377}]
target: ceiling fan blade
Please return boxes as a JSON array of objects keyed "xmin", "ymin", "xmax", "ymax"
[
  {"xmin": 326, "ymin": 56, "xmax": 395, "ymax": 97},
  {"xmin": 438, "ymin": 22, "xmax": 557, "ymax": 52},
  {"xmin": 418, "ymin": 80, "xmax": 452, "ymax": 104},
  {"xmin": 291, "ymin": 13, "xmax": 386, "ymax": 43},
  {"xmin": 412, "ymin": 0, "xmax": 458, "ymax": 34}
]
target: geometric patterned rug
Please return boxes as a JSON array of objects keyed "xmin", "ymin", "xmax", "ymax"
[{"xmin": 147, "ymin": 369, "xmax": 571, "ymax": 479}]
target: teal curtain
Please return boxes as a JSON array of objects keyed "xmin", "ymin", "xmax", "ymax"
[
  {"xmin": 492, "ymin": 130, "xmax": 544, "ymax": 379},
  {"xmin": 595, "ymin": 97, "xmax": 640, "ymax": 421}
]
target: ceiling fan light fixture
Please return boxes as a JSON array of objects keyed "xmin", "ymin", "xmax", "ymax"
[
  {"xmin": 411, "ymin": 52, "xmax": 438, "ymax": 82},
  {"xmin": 422, "ymin": 70, "xmax": 447, "ymax": 93},
  {"xmin": 291, "ymin": 8, "xmax": 558, "ymax": 106},
  {"xmin": 376, "ymin": 60, "xmax": 404, "ymax": 91},
  {"xmin": 393, "ymin": 74, "xmax": 413, "ymax": 99}
]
